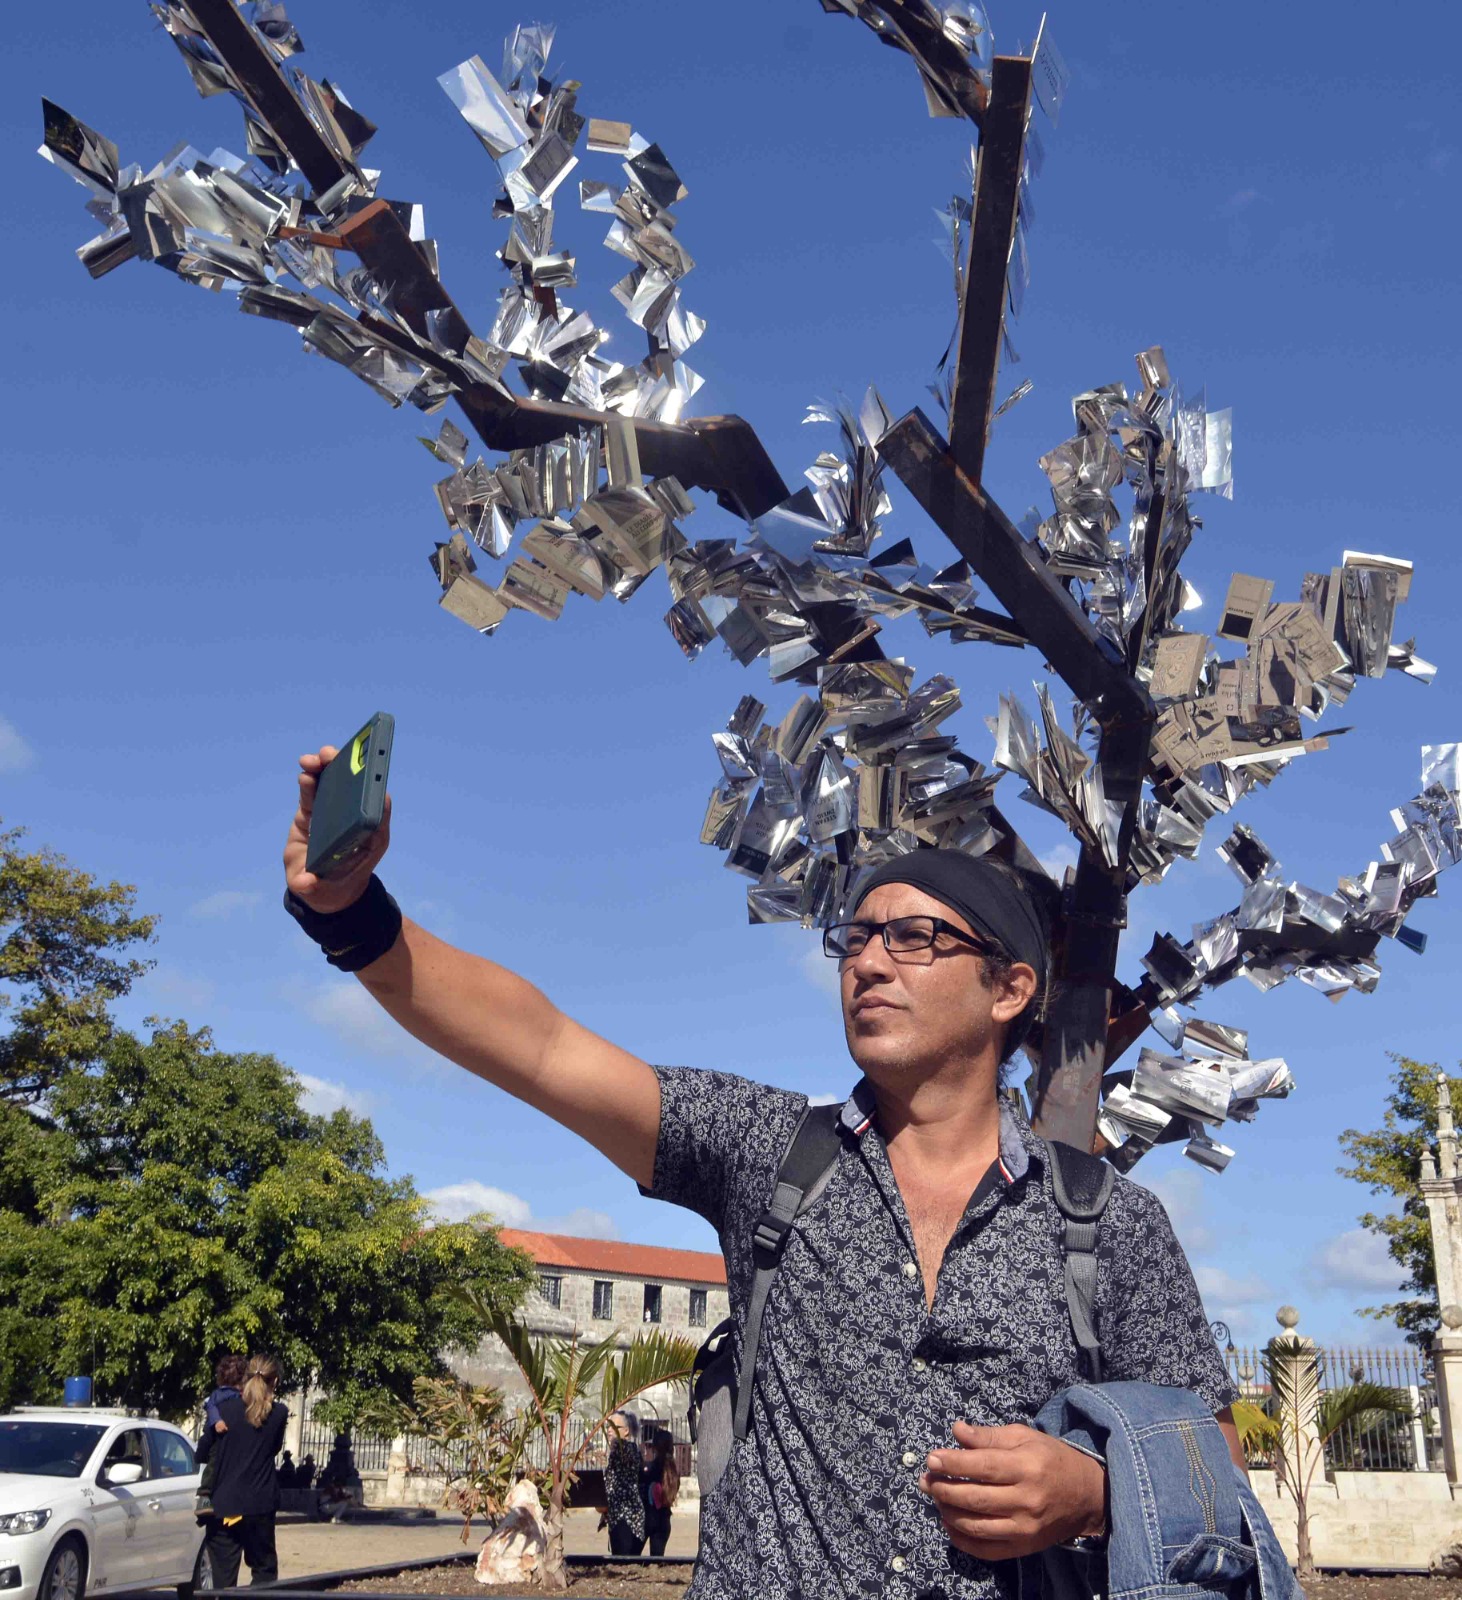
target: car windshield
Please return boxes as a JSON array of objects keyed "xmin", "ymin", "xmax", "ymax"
[{"xmin": 0, "ymin": 1421, "xmax": 106, "ymax": 1478}]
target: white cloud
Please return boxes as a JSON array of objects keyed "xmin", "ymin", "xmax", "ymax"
[
  {"xmin": 423, "ymin": 1180, "xmax": 619, "ymax": 1240},
  {"xmin": 145, "ymin": 964, "xmax": 218, "ymax": 1013},
  {"xmin": 289, "ymin": 977, "xmax": 444, "ymax": 1071},
  {"xmin": 295, "ymin": 1072, "xmax": 373, "ymax": 1118},
  {"xmin": 0, "ymin": 716, "xmax": 35, "ymax": 774},
  {"xmin": 1142, "ymin": 1164, "xmax": 1216, "ymax": 1257},
  {"xmin": 1193, "ymin": 1262, "xmax": 1276, "ymax": 1316},
  {"xmin": 1309, "ymin": 1228, "xmax": 1405, "ymax": 1295},
  {"xmin": 1218, "ymin": 187, "xmax": 1260, "ymax": 216},
  {"xmin": 1038, "ymin": 844, "xmax": 1079, "ymax": 881},
  {"xmin": 189, "ymin": 889, "xmax": 263, "ymax": 919},
  {"xmin": 800, "ymin": 943, "xmax": 843, "ymax": 999},
  {"xmin": 806, "ymin": 1092, "xmax": 842, "ymax": 1106}
]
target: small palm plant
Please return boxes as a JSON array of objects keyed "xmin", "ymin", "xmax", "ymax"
[
  {"xmin": 1233, "ymin": 1335, "xmax": 1414, "ymax": 1583},
  {"xmin": 464, "ymin": 1296, "xmax": 700, "ymax": 1589}
]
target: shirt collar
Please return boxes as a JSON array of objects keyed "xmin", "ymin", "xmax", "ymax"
[{"xmin": 838, "ymin": 1077, "xmax": 1044, "ymax": 1186}]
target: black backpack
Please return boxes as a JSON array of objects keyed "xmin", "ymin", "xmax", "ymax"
[{"xmin": 687, "ymin": 1101, "xmax": 1115, "ymax": 1493}]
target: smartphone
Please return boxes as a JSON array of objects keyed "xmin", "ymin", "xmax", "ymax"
[{"xmin": 306, "ymin": 712, "xmax": 394, "ymax": 879}]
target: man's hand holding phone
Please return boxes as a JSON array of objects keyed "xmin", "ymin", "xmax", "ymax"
[{"xmin": 284, "ymin": 744, "xmax": 393, "ymax": 915}]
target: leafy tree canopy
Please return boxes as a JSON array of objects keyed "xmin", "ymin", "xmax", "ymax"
[
  {"xmin": 1337, "ymin": 1053, "xmax": 1461, "ymax": 1345},
  {"xmin": 0, "ymin": 820, "xmax": 157, "ymax": 1106},
  {"xmin": 0, "ymin": 821, "xmax": 535, "ymax": 1421}
]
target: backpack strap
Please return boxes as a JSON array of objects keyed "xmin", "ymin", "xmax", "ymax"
[
  {"xmin": 1045, "ymin": 1139, "xmax": 1116, "ymax": 1384},
  {"xmin": 732, "ymin": 1101, "xmax": 844, "ymax": 1443}
]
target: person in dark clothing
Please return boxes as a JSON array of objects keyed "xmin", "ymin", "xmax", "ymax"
[
  {"xmin": 604, "ymin": 1411, "xmax": 645, "ymax": 1556},
  {"xmin": 196, "ymin": 1354, "xmax": 288, "ymax": 1587},
  {"xmin": 295, "ymin": 1453, "xmax": 316, "ymax": 1489},
  {"xmin": 204, "ymin": 1353, "xmax": 247, "ymax": 1434},
  {"xmin": 277, "ymin": 1450, "xmax": 297, "ymax": 1488},
  {"xmin": 641, "ymin": 1429, "xmax": 678, "ymax": 1558}
]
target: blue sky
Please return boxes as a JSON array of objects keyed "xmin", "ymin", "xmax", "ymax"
[{"xmin": 5, "ymin": 0, "xmax": 1460, "ymax": 1350}]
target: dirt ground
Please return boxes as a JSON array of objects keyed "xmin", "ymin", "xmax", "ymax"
[
  {"xmin": 1307, "ymin": 1579, "xmax": 1462, "ymax": 1599},
  {"xmin": 321, "ymin": 1558, "xmax": 1458, "ymax": 1598},
  {"xmin": 337, "ymin": 1561, "xmax": 695, "ymax": 1597},
  {"xmin": 270, "ymin": 1508, "xmax": 699, "ymax": 1577}
]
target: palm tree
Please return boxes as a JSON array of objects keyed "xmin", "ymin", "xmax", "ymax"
[
  {"xmin": 1233, "ymin": 1335, "xmax": 1414, "ymax": 1583},
  {"xmin": 465, "ymin": 1296, "xmax": 699, "ymax": 1589}
]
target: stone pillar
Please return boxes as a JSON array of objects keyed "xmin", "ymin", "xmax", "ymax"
[
  {"xmin": 1420, "ymin": 1073, "xmax": 1462, "ymax": 1315},
  {"xmin": 1270, "ymin": 1306, "xmax": 1321, "ymax": 1477},
  {"xmin": 385, "ymin": 1434, "xmax": 410, "ymax": 1506},
  {"xmin": 1433, "ymin": 1306, "xmax": 1462, "ymax": 1486},
  {"xmin": 1419, "ymin": 1074, "xmax": 1462, "ymax": 1483},
  {"xmin": 282, "ymin": 1393, "xmax": 306, "ymax": 1461}
]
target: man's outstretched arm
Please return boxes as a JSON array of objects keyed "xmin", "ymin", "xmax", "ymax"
[{"xmin": 283, "ymin": 745, "xmax": 661, "ymax": 1189}]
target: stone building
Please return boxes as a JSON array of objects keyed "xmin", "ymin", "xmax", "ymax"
[{"xmin": 453, "ymin": 1229, "xmax": 729, "ymax": 1438}]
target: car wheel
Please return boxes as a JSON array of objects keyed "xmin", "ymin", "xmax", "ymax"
[
  {"xmin": 38, "ymin": 1538, "xmax": 86, "ymax": 1600},
  {"xmin": 178, "ymin": 1541, "xmax": 214, "ymax": 1600}
]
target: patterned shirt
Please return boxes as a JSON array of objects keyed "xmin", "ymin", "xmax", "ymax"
[
  {"xmin": 643, "ymin": 1067, "xmax": 1235, "ymax": 1600},
  {"xmin": 605, "ymin": 1435, "xmax": 646, "ymax": 1542}
]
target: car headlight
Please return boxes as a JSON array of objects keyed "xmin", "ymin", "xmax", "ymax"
[{"xmin": 0, "ymin": 1511, "xmax": 51, "ymax": 1535}]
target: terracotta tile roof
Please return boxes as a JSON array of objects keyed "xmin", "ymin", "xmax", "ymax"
[{"xmin": 498, "ymin": 1228, "xmax": 727, "ymax": 1286}]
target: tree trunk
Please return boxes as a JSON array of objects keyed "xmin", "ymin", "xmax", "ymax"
[
  {"xmin": 1294, "ymin": 1492, "xmax": 1314, "ymax": 1585},
  {"xmin": 539, "ymin": 1479, "xmax": 568, "ymax": 1591}
]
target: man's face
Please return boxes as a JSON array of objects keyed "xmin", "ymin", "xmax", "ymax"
[{"xmin": 838, "ymin": 882, "xmax": 1034, "ymax": 1081}]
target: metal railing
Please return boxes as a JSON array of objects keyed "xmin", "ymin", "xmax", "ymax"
[{"xmin": 1222, "ymin": 1342, "xmax": 1440, "ymax": 1472}]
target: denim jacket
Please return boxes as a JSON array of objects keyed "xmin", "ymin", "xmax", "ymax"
[{"xmin": 1021, "ymin": 1382, "xmax": 1303, "ymax": 1600}]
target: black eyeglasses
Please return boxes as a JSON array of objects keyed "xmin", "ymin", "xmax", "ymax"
[{"xmin": 822, "ymin": 915, "xmax": 997, "ymax": 961}]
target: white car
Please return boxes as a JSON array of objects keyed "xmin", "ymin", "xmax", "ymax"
[{"xmin": 0, "ymin": 1410, "xmax": 210, "ymax": 1600}]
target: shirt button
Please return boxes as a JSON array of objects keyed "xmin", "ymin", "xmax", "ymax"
[
  {"xmin": 911, "ymin": 1357, "xmax": 927, "ymax": 1373},
  {"xmin": 891, "ymin": 1555, "xmax": 907, "ymax": 1573},
  {"xmin": 902, "ymin": 1450, "xmax": 919, "ymax": 1467},
  {"xmin": 902, "ymin": 1260, "xmax": 919, "ymax": 1279}
]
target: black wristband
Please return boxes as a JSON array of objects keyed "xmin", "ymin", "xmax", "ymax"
[{"xmin": 283, "ymin": 875, "xmax": 403, "ymax": 973}]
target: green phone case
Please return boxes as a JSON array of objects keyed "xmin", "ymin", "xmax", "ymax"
[{"xmin": 306, "ymin": 712, "xmax": 394, "ymax": 879}]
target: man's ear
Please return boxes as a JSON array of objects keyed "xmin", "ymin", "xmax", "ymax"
[{"xmin": 990, "ymin": 960, "xmax": 1039, "ymax": 1024}]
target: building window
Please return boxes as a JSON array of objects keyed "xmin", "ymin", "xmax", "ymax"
[
  {"xmin": 539, "ymin": 1274, "xmax": 562, "ymax": 1309},
  {"xmin": 689, "ymin": 1288, "xmax": 707, "ymax": 1328},
  {"xmin": 593, "ymin": 1280, "xmax": 614, "ymax": 1320},
  {"xmin": 643, "ymin": 1284, "xmax": 662, "ymax": 1324}
]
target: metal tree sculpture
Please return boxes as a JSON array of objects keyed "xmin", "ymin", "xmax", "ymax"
[{"xmin": 40, "ymin": 0, "xmax": 1454, "ymax": 1166}]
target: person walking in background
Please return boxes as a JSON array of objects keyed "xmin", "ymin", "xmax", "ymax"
[
  {"xmin": 604, "ymin": 1411, "xmax": 645, "ymax": 1556},
  {"xmin": 196, "ymin": 1354, "xmax": 289, "ymax": 1586},
  {"xmin": 277, "ymin": 1450, "xmax": 297, "ymax": 1488},
  {"xmin": 642, "ymin": 1429, "xmax": 678, "ymax": 1557},
  {"xmin": 295, "ymin": 1453, "xmax": 316, "ymax": 1489}
]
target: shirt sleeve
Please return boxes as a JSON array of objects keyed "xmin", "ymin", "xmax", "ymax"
[
  {"xmin": 638, "ymin": 1064, "xmax": 804, "ymax": 1238},
  {"xmin": 1096, "ymin": 1179, "xmax": 1238, "ymax": 1414}
]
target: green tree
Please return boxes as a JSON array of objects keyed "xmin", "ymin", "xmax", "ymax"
[
  {"xmin": 1337, "ymin": 1055, "xmax": 1461, "ymax": 1345},
  {"xmin": 0, "ymin": 821, "xmax": 156, "ymax": 1107},
  {"xmin": 0, "ymin": 1015, "xmax": 536, "ymax": 1419},
  {"xmin": 363, "ymin": 1376, "xmax": 546, "ymax": 1542},
  {"xmin": 470, "ymin": 1301, "xmax": 698, "ymax": 1589}
]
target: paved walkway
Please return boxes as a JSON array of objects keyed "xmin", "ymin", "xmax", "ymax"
[{"xmin": 272, "ymin": 1506, "xmax": 700, "ymax": 1580}]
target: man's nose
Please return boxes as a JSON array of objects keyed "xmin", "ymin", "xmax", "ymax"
[{"xmin": 847, "ymin": 932, "xmax": 895, "ymax": 980}]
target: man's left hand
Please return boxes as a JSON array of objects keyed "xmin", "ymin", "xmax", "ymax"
[{"xmin": 920, "ymin": 1420, "xmax": 1107, "ymax": 1561}]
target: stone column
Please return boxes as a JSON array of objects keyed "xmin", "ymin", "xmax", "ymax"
[
  {"xmin": 1270, "ymin": 1306, "xmax": 1321, "ymax": 1476},
  {"xmin": 385, "ymin": 1434, "xmax": 410, "ymax": 1506},
  {"xmin": 1420, "ymin": 1073, "xmax": 1462, "ymax": 1315},
  {"xmin": 282, "ymin": 1392, "xmax": 306, "ymax": 1460},
  {"xmin": 1419, "ymin": 1074, "xmax": 1462, "ymax": 1483},
  {"xmin": 1433, "ymin": 1306, "xmax": 1462, "ymax": 1485}
]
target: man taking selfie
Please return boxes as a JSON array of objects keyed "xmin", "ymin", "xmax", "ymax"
[{"xmin": 283, "ymin": 741, "xmax": 1260, "ymax": 1600}]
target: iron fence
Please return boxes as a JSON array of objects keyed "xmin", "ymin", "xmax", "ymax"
[
  {"xmin": 1221, "ymin": 1341, "xmax": 1440, "ymax": 1472},
  {"xmin": 296, "ymin": 1392, "xmax": 395, "ymax": 1475}
]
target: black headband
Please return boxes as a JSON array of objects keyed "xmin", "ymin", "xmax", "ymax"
[{"xmin": 849, "ymin": 849, "xmax": 1051, "ymax": 985}]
